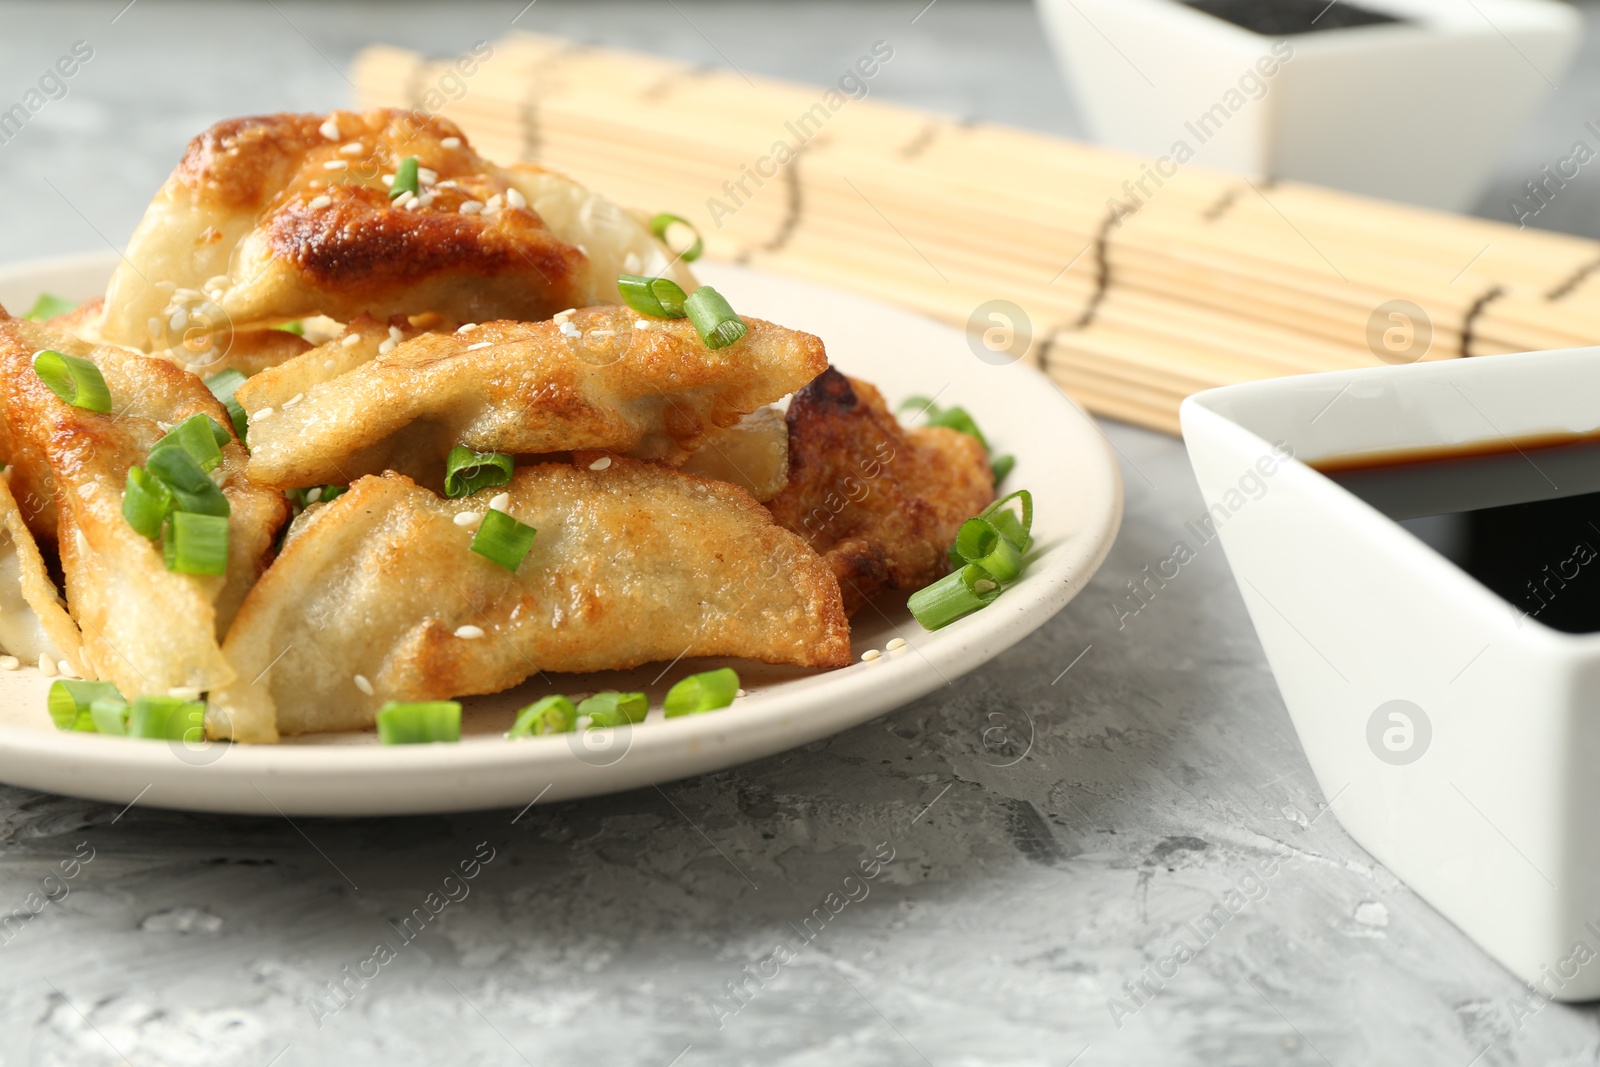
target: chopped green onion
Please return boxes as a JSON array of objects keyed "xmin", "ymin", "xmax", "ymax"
[
  {"xmin": 276, "ymin": 320, "xmax": 305, "ymax": 336},
  {"xmin": 24, "ymin": 293, "xmax": 78, "ymax": 322},
  {"xmin": 444, "ymin": 445, "xmax": 513, "ymax": 498},
  {"xmin": 145, "ymin": 445, "xmax": 230, "ymax": 517},
  {"xmin": 649, "ymin": 212, "xmax": 704, "ymax": 262},
  {"xmin": 663, "ymin": 668, "xmax": 739, "ymax": 718},
  {"xmin": 151, "ymin": 413, "xmax": 228, "ymax": 472},
  {"xmin": 377, "ymin": 700, "xmax": 461, "ymax": 744},
  {"xmin": 48, "ymin": 680, "xmax": 121, "ymax": 732},
  {"xmin": 953, "ymin": 517, "xmax": 1023, "ymax": 583},
  {"xmin": 900, "ymin": 397, "xmax": 995, "ymax": 450},
  {"xmin": 128, "ymin": 695, "xmax": 206, "ymax": 742},
  {"xmin": 578, "ymin": 691, "xmax": 648, "ymax": 728},
  {"xmin": 163, "ymin": 511, "xmax": 230, "ymax": 575},
  {"xmin": 471, "ymin": 508, "xmax": 537, "ymax": 571},
  {"xmin": 507, "ymin": 694, "xmax": 577, "ymax": 738},
  {"xmin": 122, "ymin": 465, "xmax": 173, "ymax": 540},
  {"xmin": 980, "ymin": 490, "xmax": 1034, "ymax": 553},
  {"xmin": 32, "ymin": 350, "xmax": 111, "ymax": 413},
  {"xmin": 390, "ymin": 156, "xmax": 420, "ymax": 201},
  {"xmin": 292, "ymin": 484, "xmax": 346, "ymax": 509},
  {"xmin": 683, "ymin": 287, "xmax": 747, "ymax": 350},
  {"xmin": 90, "ymin": 697, "xmax": 129, "ymax": 736},
  {"xmin": 991, "ymin": 454, "xmax": 1015, "ymax": 485},
  {"xmin": 908, "ymin": 564, "xmax": 1003, "ymax": 631},
  {"xmin": 203, "ymin": 368, "xmax": 249, "ymax": 444},
  {"xmin": 617, "ymin": 274, "xmax": 689, "ymax": 318}
]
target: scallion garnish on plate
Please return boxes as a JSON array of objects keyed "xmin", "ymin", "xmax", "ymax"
[
  {"xmin": 913, "ymin": 489, "xmax": 1035, "ymax": 632},
  {"xmin": 444, "ymin": 445, "xmax": 513, "ymax": 498},
  {"xmin": 508, "ymin": 694, "xmax": 577, "ymax": 738},
  {"xmin": 151, "ymin": 413, "xmax": 229, "ymax": 473},
  {"xmin": 683, "ymin": 287, "xmax": 747, "ymax": 350},
  {"xmin": 203, "ymin": 368, "xmax": 249, "ymax": 444},
  {"xmin": 145, "ymin": 444, "xmax": 230, "ymax": 518},
  {"xmin": 163, "ymin": 511, "xmax": 230, "ymax": 576},
  {"xmin": 32, "ymin": 350, "xmax": 111, "ymax": 413},
  {"xmin": 470, "ymin": 508, "xmax": 537, "ymax": 572},
  {"xmin": 578, "ymin": 691, "xmax": 648, "ymax": 728},
  {"xmin": 389, "ymin": 156, "xmax": 420, "ymax": 201},
  {"xmin": 127, "ymin": 695, "xmax": 206, "ymax": 742},
  {"xmin": 618, "ymin": 274, "xmax": 688, "ymax": 319},
  {"xmin": 122, "ymin": 466, "xmax": 173, "ymax": 540},
  {"xmin": 908, "ymin": 564, "xmax": 1004, "ymax": 631},
  {"xmin": 377, "ymin": 700, "xmax": 462, "ymax": 744},
  {"xmin": 899, "ymin": 396, "xmax": 1014, "ymax": 486},
  {"xmin": 663, "ymin": 667, "xmax": 739, "ymax": 718},
  {"xmin": 23, "ymin": 293, "xmax": 78, "ymax": 322},
  {"xmin": 649, "ymin": 212, "xmax": 704, "ymax": 262},
  {"xmin": 48, "ymin": 680, "xmax": 122, "ymax": 732}
]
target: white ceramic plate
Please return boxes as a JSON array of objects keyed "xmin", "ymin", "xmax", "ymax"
[{"xmin": 0, "ymin": 252, "xmax": 1122, "ymax": 815}]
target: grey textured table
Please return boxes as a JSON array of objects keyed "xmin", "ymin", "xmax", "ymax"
[{"xmin": 1, "ymin": 2, "xmax": 1598, "ymax": 1064}]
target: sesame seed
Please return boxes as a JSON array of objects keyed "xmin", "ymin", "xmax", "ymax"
[
  {"xmin": 455, "ymin": 625, "xmax": 484, "ymax": 640},
  {"xmin": 555, "ymin": 308, "xmax": 576, "ymax": 318},
  {"xmin": 381, "ymin": 173, "xmax": 395, "ymax": 186},
  {"xmin": 588, "ymin": 456, "xmax": 612, "ymax": 471},
  {"xmin": 489, "ymin": 492, "xmax": 510, "ymax": 513},
  {"xmin": 0, "ymin": 656, "xmax": 18, "ymax": 670},
  {"xmin": 341, "ymin": 333, "xmax": 361, "ymax": 347},
  {"xmin": 284, "ymin": 393, "xmax": 305, "ymax": 408},
  {"xmin": 558, "ymin": 321, "xmax": 581, "ymax": 339},
  {"xmin": 309, "ymin": 195, "xmax": 332, "ymax": 210},
  {"xmin": 456, "ymin": 323, "xmax": 478, "ymax": 334},
  {"xmin": 485, "ymin": 194, "xmax": 504, "ymax": 212},
  {"xmin": 38, "ymin": 654, "xmax": 55, "ymax": 677},
  {"xmin": 453, "ymin": 511, "xmax": 482, "ymax": 527},
  {"xmin": 634, "ymin": 320, "xmax": 650, "ymax": 330},
  {"xmin": 323, "ymin": 359, "xmax": 335, "ymax": 370},
  {"xmin": 319, "ymin": 117, "xmax": 340, "ymax": 140},
  {"xmin": 388, "ymin": 326, "xmax": 403, "ymax": 341},
  {"xmin": 623, "ymin": 252, "xmax": 642, "ymax": 274},
  {"xmin": 377, "ymin": 339, "xmax": 396, "ymax": 355},
  {"xmin": 418, "ymin": 167, "xmax": 439, "ymax": 186},
  {"xmin": 323, "ymin": 160, "xmax": 348, "ymax": 171},
  {"xmin": 861, "ymin": 649, "xmax": 881, "ymax": 662},
  {"xmin": 168, "ymin": 686, "xmax": 201, "ymax": 701},
  {"xmin": 736, "ymin": 688, "xmax": 747, "ymax": 698},
  {"xmin": 436, "ymin": 180, "xmax": 457, "ymax": 190},
  {"xmin": 58, "ymin": 661, "xmax": 77, "ymax": 678},
  {"xmin": 147, "ymin": 316, "xmax": 163, "ymax": 338},
  {"xmin": 442, "ymin": 136, "xmax": 461, "ymax": 148},
  {"xmin": 466, "ymin": 341, "xmax": 492, "ymax": 351},
  {"xmin": 589, "ymin": 329, "xmax": 615, "ymax": 339},
  {"xmin": 886, "ymin": 637, "xmax": 906, "ymax": 651},
  {"xmin": 459, "ymin": 200, "xmax": 484, "ymax": 215},
  {"xmin": 505, "ymin": 187, "xmax": 527, "ymax": 209},
  {"xmin": 339, "ymin": 142, "xmax": 364, "ymax": 155},
  {"xmin": 305, "ymin": 487, "xmax": 322, "ymax": 504},
  {"xmin": 354, "ymin": 673, "xmax": 374, "ymax": 696},
  {"xmin": 204, "ymin": 274, "xmax": 230, "ymax": 290},
  {"xmin": 973, "ymin": 579, "xmax": 997, "ymax": 594},
  {"xmin": 254, "ymin": 407, "xmax": 275, "ymax": 421},
  {"xmin": 401, "ymin": 195, "xmax": 420, "ymax": 210}
]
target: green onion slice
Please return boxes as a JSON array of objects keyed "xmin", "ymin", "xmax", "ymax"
[
  {"xmin": 128, "ymin": 695, "xmax": 206, "ymax": 742},
  {"xmin": 444, "ymin": 445, "xmax": 513, "ymax": 498},
  {"xmin": 649, "ymin": 212, "xmax": 704, "ymax": 262},
  {"xmin": 163, "ymin": 511, "xmax": 230, "ymax": 575},
  {"xmin": 90, "ymin": 697, "xmax": 129, "ymax": 736},
  {"xmin": 145, "ymin": 445, "xmax": 230, "ymax": 518},
  {"xmin": 908, "ymin": 564, "xmax": 1003, "ymax": 631},
  {"xmin": 980, "ymin": 489, "xmax": 1034, "ymax": 553},
  {"xmin": 24, "ymin": 293, "xmax": 78, "ymax": 322},
  {"xmin": 683, "ymin": 287, "xmax": 747, "ymax": 350},
  {"xmin": 122, "ymin": 465, "xmax": 173, "ymax": 540},
  {"xmin": 578, "ymin": 691, "xmax": 648, "ymax": 728},
  {"xmin": 617, "ymin": 274, "xmax": 689, "ymax": 318},
  {"xmin": 32, "ymin": 350, "xmax": 111, "ymax": 413},
  {"xmin": 48, "ymin": 680, "xmax": 122, "ymax": 732},
  {"xmin": 507, "ymin": 694, "xmax": 578, "ymax": 738},
  {"xmin": 203, "ymin": 368, "xmax": 249, "ymax": 444},
  {"xmin": 276, "ymin": 320, "xmax": 305, "ymax": 336},
  {"xmin": 377, "ymin": 700, "xmax": 462, "ymax": 744},
  {"xmin": 390, "ymin": 156, "xmax": 420, "ymax": 201},
  {"xmin": 663, "ymin": 668, "xmax": 739, "ymax": 718},
  {"xmin": 991, "ymin": 454, "xmax": 1015, "ymax": 486},
  {"xmin": 151, "ymin": 413, "xmax": 228, "ymax": 472},
  {"xmin": 953, "ymin": 517, "xmax": 1023, "ymax": 584},
  {"xmin": 900, "ymin": 397, "xmax": 994, "ymax": 450},
  {"xmin": 470, "ymin": 508, "xmax": 537, "ymax": 572}
]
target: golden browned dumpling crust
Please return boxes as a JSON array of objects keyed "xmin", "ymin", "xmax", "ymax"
[
  {"xmin": 213, "ymin": 462, "xmax": 850, "ymax": 741},
  {"xmin": 765, "ymin": 368, "xmax": 994, "ymax": 616}
]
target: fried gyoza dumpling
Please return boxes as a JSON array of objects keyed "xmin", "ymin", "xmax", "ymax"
[
  {"xmin": 235, "ymin": 311, "xmax": 827, "ymax": 490},
  {"xmin": 0, "ymin": 312, "xmax": 289, "ymax": 694},
  {"xmin": 680, "ymin": 406, "xmax": 789, "ymax": 502},
  {"xmin": 0, "ymin": 472, "xmax": 83, "ymax": 674},
  {"xmin": 212, "ymin": 462, "xmax": 850, "ymax": 741},
  {"xmin": 98, "ymin": 109, "xmax": 695, "ymax": 360},
  {"xmin": 765, "ymin": 369, "xmax": 994, "ymax": 616}
]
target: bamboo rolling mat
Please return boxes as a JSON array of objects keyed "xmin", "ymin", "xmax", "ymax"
[{"xmin": 352, "ymin": 32, "xmax": 1600, "ymax": 434}]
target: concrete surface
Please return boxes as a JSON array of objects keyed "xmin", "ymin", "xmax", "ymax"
[{"xmin": 1, "ymin": 2, "xmax": 1599, "ymax": 1064}]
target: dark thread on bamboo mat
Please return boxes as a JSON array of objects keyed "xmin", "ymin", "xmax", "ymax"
[
  {"xmin": 519, "ymin": 87, "xmax": 542, "ymax": 161},
  {"xmin": 1461, "ymin": 285, "xmax": 1505, "ymax": 358},
  {"xmin": 899, "ymin": 122, "xmax": 940, "ymax": 160},
  {"xmin": 1074, "ymin": 207, "xmax": 1120, "ymax": 329},
  {"xmin": 641, "ymin": 65, "xmax": 715, "ymax": 102},
  {"xmin": 1202, "ymin": 182, "xmax": 1249, "ymax": 222},
  {"xmin": 404, "ymin": 56, "xmax": 430, "ymax": 112},
  {"xmin": 736, "ymin": 150, "xmax": 806, "ymax": 264},
  {"xmin": 1546, "ymin": 255, "xmax": 1600, "ymax": 302}
]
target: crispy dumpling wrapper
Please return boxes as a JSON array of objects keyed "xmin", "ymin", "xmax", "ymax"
[
  {"xmin": 235, "ymin": 311, "xmax": 827, "ymax": 490},
  {"xmin": 766, "ymin": 368, "xmax": 994, "ymax": 616},
  {"xmin": 213, "ymin": 462, "xmax": 850, "ymax": 742},
  {"xmin": 0, "ymin": 312, "xmax": 289, "ymax": 695},
  {"xmin": 680, "ymin": 406, "xmax": 789, "ymax": 502},
  {"xmin": 98, "ymin": 109, "xmax": 695, "ymax": 363},
  {"xmin": 0, "ymin": 471, "xmax": 81, "ymax": 672}
]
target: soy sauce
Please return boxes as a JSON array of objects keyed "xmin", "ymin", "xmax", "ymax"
[
  {"xmin": 1181, "ymin": 0, "xmax": 1405, "ymax": 35},
  {"xmin": 1317, "ymin": 437, "xmax": 1600, "ymax": 633}
]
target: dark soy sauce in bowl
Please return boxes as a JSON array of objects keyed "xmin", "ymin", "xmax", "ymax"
[
  {"xmin": 1317, "ymin": 436, "xmax": 1600, "ymax": 634},
  {"xmin": 1181, "ymin": 0, "xmax": 1406, "ymax": 35}
]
